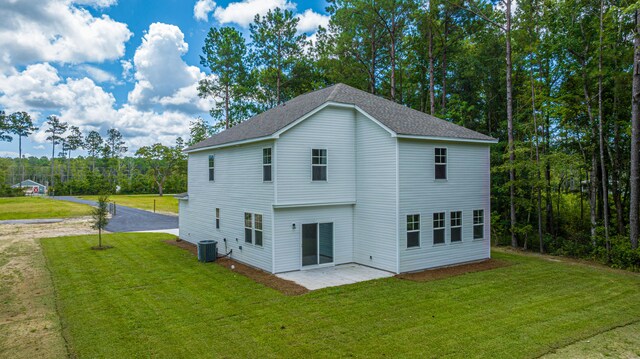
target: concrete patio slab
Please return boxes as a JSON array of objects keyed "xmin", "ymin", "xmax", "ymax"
[
  {"xmin": 276, "ymin": 263, "xmax": 394, "ymax": 290},
  {"xmin": 131, "ymin": 228, "xmax": 179, "ymax": 236}
]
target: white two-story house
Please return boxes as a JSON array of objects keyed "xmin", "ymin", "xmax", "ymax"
[{"xmin": 179, "ymin": 83, "xmax": 497, "ymax": 274}]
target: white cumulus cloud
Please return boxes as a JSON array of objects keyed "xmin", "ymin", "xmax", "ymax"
[
  {"xmin": 296, "ymin": 9, "xmax": 329, "ymax": 33},
  {"xmin": 128, "ymin": 23, "xmax": 213, "ymax": 114},
  {"xmin": 194, "ymin": 0, "xmax": 216, "ymax": 21},
  {"xmin": 79, "ymin": 64, "xmax": 117, "ymax": 83},
  {"xmin": 213, "ymin": 0, "xmax": 295, "ymax": 28},
  {"xmin": 0, "ymin": 22, "xmax": 215, "ymax": 151},
  {"xmin": 0, "ymin": 0, "xmax": 132, "ymax": 69}
]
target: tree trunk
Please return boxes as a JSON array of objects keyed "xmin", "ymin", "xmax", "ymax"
[
  {"xmin": 506, "ymin": 0, "xmax": 516, "ymax": 247},
  {"xmin": 18, "ymin": 135, "xmax": 23, "ymax": 186},
  {"xmin": 225, "ymin": 83, "xmax": 230, "ymax": 129},
  {"xmin": 631, "ymin": 10, "xmax": 640, "ymax": 249},
  {"xmin": 441, "ymin": 11, "xmax": 449, "ymax": 115},
  {"xmin": 582, "ymin": 64, "xmax": 598, "ymax": 244},
  {"xmin": 370, "ymin": 26, "xmax": 377, "ymax": 94},
  {"xmin": 50, "ymin": 140, "xmax": 55, "ymax": 191},
  {"xmin": 597, "ymin": 0, "xmax": 610, "ymax": 254},
  {"xmin": 428, "ymin": 6, "xmax": 435, "ymax": 115},
  {"xmin": 531, "ymin": 64, "xmax": 543, "ymax": 253}
]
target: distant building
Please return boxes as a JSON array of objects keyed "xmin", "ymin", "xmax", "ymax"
[{"xmin": 12, "ymin": 180, "xmax": 47, "ymax": 195}]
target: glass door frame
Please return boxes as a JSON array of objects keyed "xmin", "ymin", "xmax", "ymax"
[{"xmin": 300, "ymin": 222, "xmax": 335, "ymax": 269}]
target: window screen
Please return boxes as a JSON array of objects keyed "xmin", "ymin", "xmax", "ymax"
[
  {"xmin": 312, "ymin": 149, "xmax": 327, "ymax": 181},
  {"xmin": 433, "ymin": 212, "xmax": 445, "ymax": 244},
  {"xmin": 451, "ymin": 211, "xmax": 462, "ymax": 242},
  {"xmin": 407, "ymin": 214, "xmax": 420, "ymax": 248},
  {"xmin": 263, "ymin": 148, "xmax": 272, "ymax": 182},
  {"xmin": 473, "ymin": 209, "xmax": 484, "ymax": 239},
  {"xmin": 435, "ymin": 148, "xmax": 447, "ymax": 180}
]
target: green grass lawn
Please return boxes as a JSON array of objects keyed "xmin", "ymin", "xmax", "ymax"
[
  {"xmin": 79, "ymin": 194, "xmax": 178, "ymax": 214},
  {"xmin": 0, "ymin": 197, "xmax": 92, "ymax": 220},
  {"xmin": 41, "ymin": 234, "xmax": 640, "ymax": 358}
]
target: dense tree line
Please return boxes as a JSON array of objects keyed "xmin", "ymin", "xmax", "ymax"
[
  {"xmin": 1, "ymin": 0, "xmax": 639, "ymax": 268},
  {"xmin": 0, "ymin": 113, "xmax": 188, "ymax": 196},
  {"xmin": 195, "ymin": 0, "xmax": 640, "ymax": 268}
]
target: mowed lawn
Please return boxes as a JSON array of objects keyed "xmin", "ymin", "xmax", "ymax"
[
  {"xmin": 41, "ymin": 234, "xmax": 640, "ymax": 358},
  {"xmin": 79, "ymin": 194, "xmax": 178, "ymax": 214},
  {"xmin": 0, "ymin": 197, "xmax": 92, "ymax": 220}
]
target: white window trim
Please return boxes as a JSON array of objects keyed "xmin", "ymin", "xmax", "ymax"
[
  {"xmin": 311, "ymin": 148, "xmax": 328, "ymax": 182},
  {"xmin": 406, "ymin": 213, "xmax": 421, "ymax": 249},
  {"xmin": 262, "ymin": 147, "xmax": 272, "ymax": 183},
  {"xmin": 208, "ymin": 154, "xmax": 215, "ymax": 182},
  {"xmin": 450, "ymin": 210, "xmax": 462, "ymax": 243},
  {"xmin": 254, "ymin": 213, "xmax": 264, "ymax": 247},
  {"xmin": 433, "ymin": 212, "xmax": 446, "ymax": 246},
  {"xmin": 473, "ymin": 209, "xmax": 485, "ymax": 240},
  {"xmin": 434, "ymin": 147, "xmax": 448, "ymax": 181},
  {"xmin": 299, "ymin": 220, "xmax": 336, "ymax": 270},
  {"xmin": 244, "ymin": 212, "xmax": 253, "ymax": 244},
  {"xmin": 215, "ymin": 208, "xmax": 220, "ymax": 230}
]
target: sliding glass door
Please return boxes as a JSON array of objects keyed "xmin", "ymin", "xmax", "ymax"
[{"xmin": 301, "ymin": 222, "xmax": 334, "ymax": 267}]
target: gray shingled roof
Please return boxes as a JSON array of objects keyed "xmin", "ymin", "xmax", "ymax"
[{"xmin": 185, "ymin": 83, "xmax": 496, "ymax": 151}]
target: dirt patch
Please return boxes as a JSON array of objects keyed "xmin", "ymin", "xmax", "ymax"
[
  {"xmin": 396, "ymin": 259, "xmax": 512, "ymax": 282},
  {"xmin": 165, "ymin": 239, "xmax": 308, "ymax": 296},
  {"xmin": 0, "ymin": 216, "xmax": 98, "ymax": 359}
]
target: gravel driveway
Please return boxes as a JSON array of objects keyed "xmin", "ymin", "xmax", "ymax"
[{"xmin": 53, "ymin": 196, "xmax": 178, "ymax": 232}]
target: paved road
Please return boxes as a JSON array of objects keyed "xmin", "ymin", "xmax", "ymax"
[{"xmin": 53, "ymin": 196, "xmax": 179, "ymax": 233}]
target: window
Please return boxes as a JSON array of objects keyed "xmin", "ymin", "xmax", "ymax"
[
  {"xmin": 451, "ymin": 211, "xmax": 462, "ymax": 242},
  {"xmin": 435, "ymin": 148, "xmax": 447, "ymax": 180},
  {"xmin": 406, "ymin": 214, "xmax": 420, "ymax": 248},
  {"xmin": 254, "ymin": 214, "xmax": 263, "ymax": 246},
  {"xmin": 244, "ymin": 212, "xmax": 252, "ymax": 243},
  {"xmin": 263, "ymin": 148, "xmax": 272, "ymax": 182},
  {"xmin": 208, "ymin": 155, "xmax": 215, "ymax": 181},
  {"xmin": 312, "ymin": 149, "xmax": 327, "ymax": 181},
  {"xmin": 215, "ymin": 208, "xmax": 220, "ymax": 229},
  {"xmin": 433, "ymin": 212, "xmax": 445, "ymax": 244},
  {"xmin": 473, "ymin": 210, "xmax": 484, "ymax": 239}
]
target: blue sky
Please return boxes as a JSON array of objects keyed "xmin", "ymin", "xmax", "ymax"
[{"xmin": 0, "ymin": 0, "xmax": 329, "ymax": 158}]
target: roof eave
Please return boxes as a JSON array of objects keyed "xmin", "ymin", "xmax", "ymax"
[
  {"xmin": 183, "ymin": 135, "xmax": 274, "ymax": 153},
  {"xmin": 396, "ymin": 134, "xmax": 499, "ymax": 144}
]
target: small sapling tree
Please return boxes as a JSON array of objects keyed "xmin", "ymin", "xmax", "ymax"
[{"xmin": 92, "ymin": 195, "xmax": 110, "ymax": 249}]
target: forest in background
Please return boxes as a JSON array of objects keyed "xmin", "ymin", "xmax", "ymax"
[{"xmin": 1, "ymin": 0, "xmax": 639, "ymax": 269}]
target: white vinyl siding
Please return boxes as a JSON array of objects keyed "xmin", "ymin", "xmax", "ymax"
[
  {"xmin": 180, "ymin": 140, "xmax": 274, "ymax": 272},
  {"xmin": 273, "ymin": 205, "xmax": 353, "ymax": 273},
  {"xmin": 353, "ymin": 111, "xmax": 397, "ymax": 272},
  {"xmin": 276, "ymin": 106, "xmax": 356, "ymax": 205},
  {"xmin": 398, "ymin": 139, "xmax": 491, "ymax": 272}
]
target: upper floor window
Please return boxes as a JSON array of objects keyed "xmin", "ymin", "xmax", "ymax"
[
  {"xmin": 208, "ymin": 155, "xmax": 215, "ymax": 181},
  {"xmin": 263, "ymin": 148, "xmax": 272, "ymax": 182},
  {"xmin": 435, "ymin": 148, "xmax": 447, "ymax": 180},
  {"xmin": 312, "ymin": 149, "xmax": 327, "ymax": 181},
  {"xmin": 473, "ymin": 209, "xmax": 484, "ymax": 240},
  {"xmin": 407, "ymin": 214, "xmax": 420, "ymax": 248},
  {"xmin": 450, "ymin": 211, "xmax": 462, "ymax": 242}
]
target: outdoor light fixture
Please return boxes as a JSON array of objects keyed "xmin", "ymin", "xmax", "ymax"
[{"xmin": 292, "ymin": 223, "xmax": 296, "ymax": 230}]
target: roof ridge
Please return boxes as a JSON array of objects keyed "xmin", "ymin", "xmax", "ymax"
[{"xmin": 326, "ymin": 83, "xmax": 342, "ymax": 102}]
